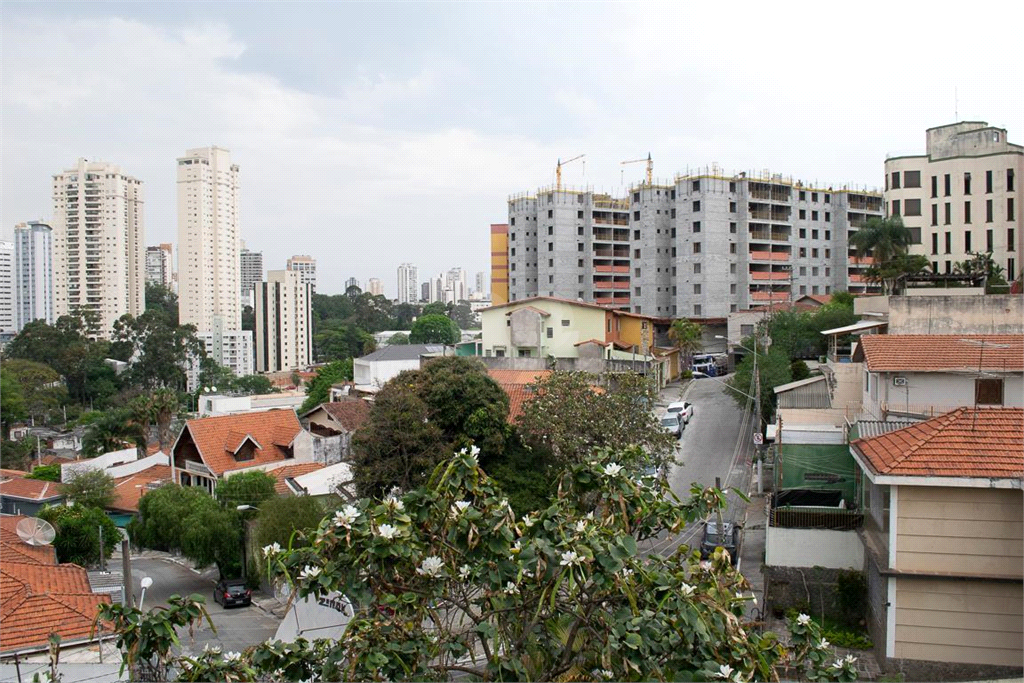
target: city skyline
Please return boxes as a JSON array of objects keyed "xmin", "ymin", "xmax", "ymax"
[{"xmin": 2, "ymin": 3, "xmax": 1022, "ymax": 295}]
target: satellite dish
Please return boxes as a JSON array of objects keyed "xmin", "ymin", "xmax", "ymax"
[{"xmin": 16, "ymin": 517, "xmax": 56, "ymax": 546}]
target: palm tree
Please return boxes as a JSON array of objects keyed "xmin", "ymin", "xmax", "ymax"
[
  {"xmin": 849, "ymin": 216, "xmax": 915, "ymax": 294},
  {"xmin": 82, "ymin": 409, "xmax": 146, "ymax": 458},
  {"xmin": 668, "ymin": 319, "xmax": 704, "ymax": 375}
]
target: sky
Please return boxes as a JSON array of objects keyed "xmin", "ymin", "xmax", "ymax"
[{"xmin": 2, "ymin": 1, "xmax": 1022, "ymax": 298}]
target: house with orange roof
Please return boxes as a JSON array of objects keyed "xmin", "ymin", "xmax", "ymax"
[
  {"xmin": 850, "ymin": 407, "xmax": 1023, "ymax": 677},
  {"xmin": 170, "ymin": 409, "xmax": 312, "ymax": 495},
  {"xmin": 0, "ymin": 474, "xmax": 64, "ymax": 517},
  {"xmin": 0, "ymin": 515, "xmax": 113, "ymax": 657},
  {"xmin": 853, "ymin": 334, "xmax": 1024, "ymax": 420},
  {"xmin": 486, "ymin": 369, "xmax": 552, "ymax": 423},
  {"xmin": 299, "ymin": 399, "xmax": 372, "ymax": 463}
]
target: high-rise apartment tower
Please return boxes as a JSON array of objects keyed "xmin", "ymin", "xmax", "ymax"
[
  {"xmin": 287, "ymin": 255, "xmax": 318, "ymax": 293},
  {"xmin": 14, "ymin": 221, "xmax": 54, "ymax": 331},
  {"xmin": 255, "ymin": 269, "xmax": 312, "ymax": 372},
  {"xmin": 145, "ymin": 243, "xmax": 174, "ymax": 289},
  {"xmin": 397, "ymin": 263, "xmax": 418, "ymax": 304},
  {"xmin": 52, "ymin": 158, "xmax": 145, "ymax": 336}
]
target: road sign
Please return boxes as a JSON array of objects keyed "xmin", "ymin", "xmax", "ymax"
[{"xmin": 752, "ymin": 432, "xmax": 763, "ymax": 445}]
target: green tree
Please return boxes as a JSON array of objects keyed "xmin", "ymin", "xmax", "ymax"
[
  {"xmin": 386, "ymin": 332, "xmax": 410, "ymax": 345},
  {"xmin": 314, "ymin": 324, "xmax": 374, "ymax": 362},
  {"xmin": 111, "ymin": 311, "xmax": 204, "ymax": 390},
  {"xmin": 82, "ymin": 408, "xmax": 146, "ymax": 457},
  {"xmin": 421, "ymin": 301, "xmax": 447, "ymax": 316},
  {"xmin": 0, "ymin": 438, "xmax": 34, "ymax": 471},
  {"xmin": 668, "ymin": 319, "xmax": 704, "ymax": 370},
  {"xmin": 849, "ymin": 216, "xmax": 922, "ymax": 294},
  {"xmin": 350, "ymin": 293, "xmax": 393, "ymax": 333},
  {"xmin": 0, "ymin": 370, "xmax": 26, "ymax": 438},
  {"xmin": 233, "ymin": 374, "xmax": 276, "ymax": 395},
  {"xmin": 144, "ymin": 282, "xmax": 179, "ymax": 326},
  {"xmin": 39, "ymin": 504, "xmax": 120, "ymax": 566},
  {"xmin": 299, "ymin": 359, "xmax": 354, "ymax": 413},
  {"xmin": 408, "ymin": 314, "xmax": 459, "ymax": 344},
  {"xmin": 26, "ymin": 463, "xmax": 61, "ymax": 481},
  {"xmin": 180, "ymin": 506, "xmax": 243, "ymax": 578},
  {"xmin": 725, "ymin": 342, "xmax": 793, "ymax": 425},
  {"xmin": 954, "ymin": 251, "xmax": 1010, "ymax": 293},
  {"xmin": 61, "ymin": 468, "xmax": 116, "ymax": 509},
  {"xmin": 242, "ymin": 304, "xmax": 255, "ymax": 332},
  {"xmin": 214, "ymin": 470, "xmax": 277, "ymax": 510},
  {"xmin": 449, "ymin": 302, "xmax": 477, "ymax": 329},
  {"xmin": 253, "ymin": 495, "xmax": 327, "ymax": 551},
  {"xmin": 516, "ymin": 371, "xmax": 676, "ymax": 471},
  {"xmin": 790, "ymin": 359, "xmax": 811, "ymax": 381},
  {"xmin": 391, "ymin": 303, "xmax": 420, "ymax": 329},
  {"xmin": 417, "ymin": 356, "xmax": 509, "ymax": 455},
  {"xmin": 0, "ymin": 359, "xmax": 67, "ymax": 426}
]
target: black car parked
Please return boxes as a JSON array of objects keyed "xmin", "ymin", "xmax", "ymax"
[
  {"xmin": 700, "ymin": 521, "xmax": 740, "ymax": 566},
  {"xmin": 213, "ymin": 579, "xmax": 252, "ymax": 608}
]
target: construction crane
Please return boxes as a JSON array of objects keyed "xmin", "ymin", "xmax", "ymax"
[
  {"xmin": 556, "ymin": 154, "xmax": 585, "ymax": 191},
  {"xmin": 621, "ymin": 153, "xmax": 653, "ymax": 186}
]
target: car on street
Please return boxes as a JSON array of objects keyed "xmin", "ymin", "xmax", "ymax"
[
  {"xmin": 214, "ymin": 579, "xmax": 252, "ymax": 608},
  {"xmin": 660, "ymin": 413, "xmax": 682, "ymax": 439},
  {"xmin": 666, "ymin": 401, "xmax": 694, "ymax": 424},
  {"xmin": 700, "ymin": 520, "xmax": 740, "ymax": 565},
  {"xmin": 690, "ymin": 370, "xmax": 709, "ymax": 379}
]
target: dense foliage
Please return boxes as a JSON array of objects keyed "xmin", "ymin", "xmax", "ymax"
[
  {"xmin": 39, "ymin": 503, "xmax": 120, "ymax": 567},
  {"xmin": 214, "ymin": 470, "xmax": 278, "ymax": 511},
  {"xmin": 61, "ymin": 468, "xmax": 117, "ymax": 509},
  {"xmin": 408, "ymin": 314, "xmax": 460, "ymax": 344},
  {"xmin": 299, "ymin": 359, "xmax": 355, "ymax": 413}
]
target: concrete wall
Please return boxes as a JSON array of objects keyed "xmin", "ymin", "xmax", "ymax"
[
  {"xmin": 353, "ymin": 358, "xmax": 420, "ymax": 389},
  {"xmin": 863, "ymin": 369, "xmax": 1024, "ymax": 419},
  {"xmin": 766, "ymin": 527, "xmax": 864, "ymax": 569},
  {"xmin": 61, "ymin": 447, "xmax": 137, "ymax": 480},
  {"xmin": 764, "ymin": 565, "xmax": 856, "ymax": 623},
  {"xmin": 480, "ymin": 299, "xmax": 606, "ymax": 358},
  {"xmin": 888, "ymin": 294, "xmax": 1024, "ymax": 334}
]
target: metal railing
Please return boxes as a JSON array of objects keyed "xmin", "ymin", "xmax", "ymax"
[{"xmin": 770, "ymin": 506, "xmax": 863, "ymax": 530}]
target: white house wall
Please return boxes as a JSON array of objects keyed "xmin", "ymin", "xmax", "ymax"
[
  {"xmin": 862, "ymin": 370, "xmax": 1024, "ymax": 418},
  {"xmin": 765, "ymin": 527, "xmax": 864, "ymax": 569}
]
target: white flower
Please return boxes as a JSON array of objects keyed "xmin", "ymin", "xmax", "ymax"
[
  {"xmin": 603, "ymin": 462, "xmax": 623, "ymax": 477},
  {"xmin": 844, "ymin": 654, "xmax": 858, "ymax": 665},
  {"xmin": 575, "ymin": 520, "xmax": 587, "ymax": 533},
  {"xmin": 299, "ymin": 565, "xmax": 321, "ymax": 580},
  {"xmin": 560, "ymin": 550, "xmax": 582, "ymax": 567},
  {"xmin": 620, "ymin": 567, "xmax": 634, "ymax": 578},
  {"xmin": 377, "ymin": 523, "xmax": 398, "ymax": 540},
  {"xmin": 796, "ymin": 613, "xmax": 811, "ymax": 626},
  {"xmin": 224, "ymin": 651, "xmax": 242, "ymax": 662},
  {"xmin": 469, "ymin": 445, "xmax": 480, "ymax": 462},
  {"xmin": 458, "ymin": 564, "xmax": 472, "ymax": 580},
  {"xmin": 715, "ymin": 664, "xmax": 734, "ymax": 680},
  {"xmin": 203, "ymin": 643, "xmax": 221, "ymax": 654},
  {"xmin": 597, "ymin": 670, "xmax": 614, "ymax": 680},
  {"xmin": 510, "ymin": 540, "xmax": 522, "ymax": 553},
  {"xmin": 521, "ymin": 514, "xmax": 535, "ymax": 528},
  {"xmin": 334, "ymin": 505, "xmax": 361, "ymax": 528},
  {"xmin": 451, "ymin": 500, "xmax": 471, "ymax": 517},
  {"xmin": 818, "ymin": 638, "xmax": 830, "ymax": 649},
  {"xmin": 502, "ymin": 581, "xmax": 520, "ymax": 595},
  {"xmin": 261, "ymin": 542, "xmax": 281, "ymax": 558},
  {"xmin": 384, "ymin": 495, "xmax": 404, "ymax": 512},
  {"xmin": 833, "ymin": 659, "xmax": 845, "ymax": 669},
  {"xmin": 680, "ymin": 583, "xmax": 696, "ymax": 597},
  {"xmin": 416, "ymin": 555, "xmax": 445, "ymax": 578}
]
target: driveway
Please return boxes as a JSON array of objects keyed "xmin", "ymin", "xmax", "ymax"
[{"xmin": 130, "ymin": 556, "xmax": 281, "ymax": 655}]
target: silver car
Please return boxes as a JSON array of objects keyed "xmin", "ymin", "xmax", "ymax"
[{"xmin": 660, "ymin": 413, "xmax": 682, "ymax": 439}]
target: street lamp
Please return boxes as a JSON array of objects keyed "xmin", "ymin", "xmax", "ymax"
[{"xmin": 139, "ymin": 576, "xmax": 153, "ymax": 612}]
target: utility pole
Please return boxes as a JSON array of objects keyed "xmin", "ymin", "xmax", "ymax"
[{"xmin": 121, "ymin": 539, "xmax": 134, "ymax": 607}]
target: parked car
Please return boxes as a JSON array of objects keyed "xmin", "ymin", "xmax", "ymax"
[
  {"xmin": 690, "ymin": 371, "xmax": 709, "ymax": 379},
  {"xmin": 660, "ymin": 413, "xmax": 682, "ymax": 439},
  {"xmin": 700, "ymin": 520, "xmax": 740, "ymax": 565},
  {"xmin": 666, "ymin": 401, "xmax": 694, "ymax": 423},
  {"xmin": 214, "ymin": 579, "xmax": 252, "ymax": 608}
]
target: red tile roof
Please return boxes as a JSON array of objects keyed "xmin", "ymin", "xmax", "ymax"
[
  {"xmin": 314, "ymin": 400, "xmax": 371, "ymax": 432},
  {"xmin": 268, "ymin": 463, "xmax": 325, "ymax": 495},
  {"xmin": 0, "ymin": 476, "xmax": 63, "ymax": 502},
  {"xmin": 0, "ymin": 516, "xmax": 57, "ymax": 565},
  {"xmin": 110, "ymin": 465, "xmax": 173, "ymax": 513},
  {"xmin": 487, "ymin": 370, "xmax": 552, "ymax": 423},
  {"xmin": 0, "ymin": 560, "xmax": 111, "ymax": 653},
  {"xmin": 486, "ymin": 370, "xmax": 552, "ymax": 385},
  {"xmin": 176, "ymin": 410, "xmax": 303, "ymax": 477},
  {"xmin": 855, "ymin": 334, "xmax": 1024, "ymax": 372},
  {"xmin": 852, "ymin": 407, "xmax": 1024, "ymax": 479}
]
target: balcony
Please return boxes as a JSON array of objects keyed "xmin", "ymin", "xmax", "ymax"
[
  {"xmin": 749, "ymin": 271, "xmax": 791, "ymax": 281},
  {"xmin": 593, "ymin": 280, "xmax": 630, "ymax": 290},
  {"xmin": 749, "ymin": 250, "xmax": 790, "ymax": 262},
  {"xmin": 749, "ymin": 290, "xmax": 790, "ymax": 302},
  {"xmin": 594, "ymin": 264, "xmax": 629, "ymax": 273},
  {"xmin": 749, "ymin": 229, "xmax": 791, "ymax": 242},
  {"xmin": 848, "ymin": 256, "xmax": 875, "ymax": 265},
  {"xmin": 593, "ymin": 213, "xmax": 629, "ymax": 226}
]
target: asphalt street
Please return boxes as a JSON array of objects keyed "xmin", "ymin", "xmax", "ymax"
[
  {"xmin": 130, "ymin": 557, "xmax": 281, "ymax": 655},
  {"xmin": 643, "ymin": 376, "xmax": 754, "ymax": 557}
]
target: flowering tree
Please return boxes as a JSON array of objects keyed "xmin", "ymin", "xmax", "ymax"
[{"xmin": 100, "ymin": 447, "xmax": 858, "ymax": 682}]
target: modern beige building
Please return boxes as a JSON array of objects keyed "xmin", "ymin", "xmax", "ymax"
[
  {"xmin": 286, "ymin": 254, "xmax": 317, "ymax": 293},
  {"xmin": 255, "ymin": 269, "xmax": 312, "ymax": 372},
  {"xmin": 884, "ymin": 121, "xmax": 1023, "ymax": 282},
  {"xmin": 145, "ymin": 243, "xmax": 174, "ymax": 290},
  {"xmin": 177, "ymin": 146, "xmax": 241, "ymax": 331},
  {"xmin": 51, "ymin": 158, "xmax": 145, "ymax": 337},
  {"xmin": 367, "ymin": 277, "xmax": 383, "ymax": 296}
]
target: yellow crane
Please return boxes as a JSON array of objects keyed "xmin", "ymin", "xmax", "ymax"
[
  {"xmin": 621, "ymin": 153, "xmax": 653, "ymax": 186},
  {"xmin": 556, "ymin": 154, "xmax": 585, "ymax": 191}
]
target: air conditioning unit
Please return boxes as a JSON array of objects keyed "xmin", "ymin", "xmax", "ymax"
[{"xmin": 893, "ymin": 377, "xmax": 908, "ymax": 387}]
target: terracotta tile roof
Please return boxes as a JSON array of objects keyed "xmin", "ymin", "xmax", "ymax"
[
  {"xmin": 1, "ymin": 559, "xmax": 113, "ymax": 653},
  {"xmin": 0, "ymin": 516, "xmax": 57, "ymax": 565},
  {"xmin": 0, "ymin": 476, "xmax": 63, "ymax": 502},
  {"xmin": 110, "ymin": 465, "xmax": 173, "ymax": 513},
  {"xmin": 487, "ymin": 370, "xmax": 553, "ymax": 423},
  {"xmin": 176, "ymin": 410, "xmax": 303, "ymax": 477},
  {"xmin": 486, "ymin": 370, "xmax": 552, "ymax": 386},
  {"xmin": 852, "ymin": 407, "xmax": 1024, "ymax": 479},
  {"xmin": 855, "ymin": 334, "xmax": 1024, "ymax": 372},
  {"xmin": 310, "ymin": 400, "xmax": 371, "ymax": 432},
  {"xmin": 268, "ymin": 463, "xmax": 325, "ymax": 495},
  {"xmin": 574, "ymin": 338, "xmax": 610, "ymax": 347},
  {"xmin": 0, "ymin": 469, "xmax": 27, "ymax": 478}
]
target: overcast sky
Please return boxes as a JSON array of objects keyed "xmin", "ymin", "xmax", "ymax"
[{"xmin": 3, "ymin": 1, "xmax": 1022, "ymax": 297}]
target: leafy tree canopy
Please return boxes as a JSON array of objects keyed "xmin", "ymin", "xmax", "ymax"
[
  {"xmin": 215, "ymin": 470, "xmax": 277, "ymax": 511},
  {"xmin": 144, "ymin": 282, "xmax": 179, "ymax": 326},
  {"xmin": 299, "ymin": 359, "xmax": 354, "ymax": 413},
  {"xmin": 516, "ymin": 371, "xmax": 676, "ymax": 471},
  {"xmin": 39, "ymin": 503, "xmax": 120, "ymax": 567},
  {"xmin": 110, "ymin": 311, "xmax": 204, "ymax": 390},
  {"xmin": 408, "ymin": 314, "xmax": 459, "ymax": 344},
  {"xmin": 0, "ymin": 359, "xmax": 67, "ymax": 425},
  {"xmin": 26, "ymin": 463, "xmax": 61, "ymax": 481},
  {"xmin": 253, "ymin": 495, "xmax": 327, "ymax": 552},
  {"xmin": 61, "ymin": 468, "xmax": 116, "ymax": 509},
  {"xmin": 386, "ymin": 332, "xmax": 410, "ymax": 345},
  {"xmin": 0, "ymin": 370, "xmax": 26, "ymax": 437},
  {"xmin": 669, "ymin": 319, "xmax": 704, "ymax": 367},
  {"xmin": 725, "ymin": 342, "xmax": 793, "ymax": 425},
  {"xmin": 82, "ymin": 408, "xmax": 145, "ymax": 457}
]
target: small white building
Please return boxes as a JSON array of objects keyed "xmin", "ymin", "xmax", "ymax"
[{"xmin": 352, "ymin": 344, "xmax": 445, "ymax": 394}]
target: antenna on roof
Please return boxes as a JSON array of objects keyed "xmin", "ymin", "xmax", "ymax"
[{"xmin": 16, "ymin": 517, "xmax": 56, "ymax": 546}]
